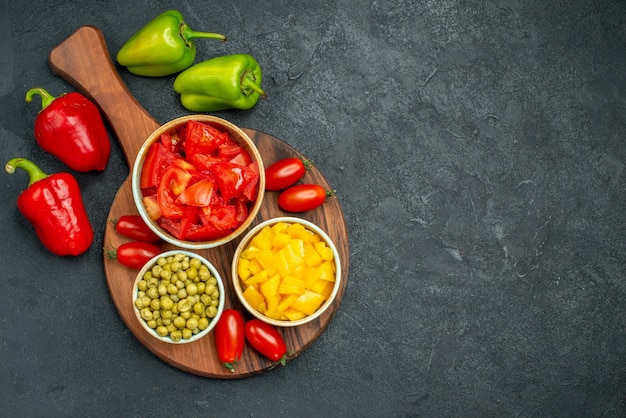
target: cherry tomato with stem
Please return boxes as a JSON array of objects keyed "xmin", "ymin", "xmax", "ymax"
[
  {"xmin": 105, "ymin": 241, "xmax": 161, "ymax": 270},
  {"xmin": 265, "ymin": 157, "xmax": 312, "ymax": 191},
  {"xmin": 245, "ymin": 319, "xmax": 289, "ymax": 365},
  {"xmin": 214, "ymin": 309, "xmax": 245, "ymax": 372},
  {"xmin": 112, "ymin": 215, "xmax": 160, "ymax": 242},
  {"xmin": 278, "ymin": 184, "xmax": 335, "ymax": 213}
]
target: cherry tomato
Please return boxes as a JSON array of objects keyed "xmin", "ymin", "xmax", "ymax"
[
  {"xmin": 245, "ymin": 319, "xmax": 289, "ymax": 365},
  {"xmin": 113, "ymin": 215, "xmax": 160, "ymax": 242},
  {"xmin": 278, "ymin": 184, "xmax": 334, "ymax": 213},
  {"xmin": 265, "ymin": 157, "xmax": 311, "ymax": 191},
  {"xmin": 214, "ymin": 309, "xmax": 245, "ymax": 372},
  {"xmin": 107, "ymin": 241, "xmax": 161, "ymax": 270}
]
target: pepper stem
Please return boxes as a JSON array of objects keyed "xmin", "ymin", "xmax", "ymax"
[
  {"xmin": 25, "ymin": 87, "xmax": 58, "ymax": 110},
  {"xmin": 181, "ymin": 23, "xmax": 227, "ymax": 42},
  {"xmin": 242, "ymin": 76, "xmax": 267, "ymax": 99},
  {"xmin": 5, "ymin": 158, "xmax": 49, "ymax": 186}
]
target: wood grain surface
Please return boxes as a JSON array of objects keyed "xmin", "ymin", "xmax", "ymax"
[{"xmin": 48, "ymin": 26, "xmax": 350, "ymax": 378}]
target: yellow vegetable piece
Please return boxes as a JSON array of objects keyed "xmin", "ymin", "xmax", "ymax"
[
  {"xmin": 318, "ymin": 260, "xmax": 336, "ymax": 282},
  {"xmin": 272, "ymin": 232, "xmax": 291, "ymax": 249},
  {"xmin": 256, "ymin": 248, "xmax": 278, "ymax": 276},
  {"xmin": 308, "ymin": 278, "xmax": 334, "ymax": 299},
  {"xmin": 250, "ymin": 226, "xmax": 273, "ymax": 250},
  {"xmin": 241, "ymin": 246, "xmax": 259, "ymax": 260},
  {"xmin": 237, "ymin": 258, "xmax": 251, "ymax": 281},
  {"xmin": 271, "ymin": 221, "xmax": 288, "ymax": 235},
  {"xmin": 314, "ymin": 241, "xmax": 334, "ymax": 261},
  {"xmin": 245, "ymin": 270, "xmax": 268, "ymax": 287},
  {"xmin": 243, "ymin": 285, "xmax": 265, "ymax": 310},
  {"xmin": 277, "ymin": 294, "xmax": 298, "ymax": 312},
  {"xmin": 288, "ymin": 239, "xmax": 305, "ymax": 258},
  {"xmin": 248, "ymin": 258, "xmax": 264, "ymax": 275},
  {"xmin": 303, "ymin": 243, "xmax": 323, "ymax": 267},
  {"xmin": 278, "ymin": 276, "xmax": 306, "ymax": 295},
  {"xmin": 291, "ymin": 290, "xmax": 325, "ymax": 315},
  {"xmin": 260, "ymin": 274, "xmax": 281, "ymax": 300},
  {"xmin": 284, "ymin": 307, "xmax": 307, "ymax": 321}
]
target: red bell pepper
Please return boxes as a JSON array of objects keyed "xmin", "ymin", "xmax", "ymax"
[
  {"xmin": 25, "ymin": 87, "xmax": 111, "ymax": 172},
  {"xmin": 5, "ymin": 158, "xmax": 94, "ymax": 256}
]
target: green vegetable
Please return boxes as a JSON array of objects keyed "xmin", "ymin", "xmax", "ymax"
[
  {"xmin": 134, "ymin": 253, "xmax": 221, "ymax": 342},
  {"xmin": 173, "ymin": 54, "xmax": 266, "ymax": 112},
  {"xmin": 117, "ymin": 10, "xmax": 226, "ymax": 77}
]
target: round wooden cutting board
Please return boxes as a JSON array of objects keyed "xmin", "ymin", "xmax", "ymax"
[{"xmin": 48, "ymin": 26, "xmax": 350, "ymax": 378}]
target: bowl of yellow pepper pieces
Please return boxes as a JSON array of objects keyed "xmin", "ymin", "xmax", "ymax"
[{"xmin": 232, "ymin": 217, "xmax": 341, "ymax": 327}]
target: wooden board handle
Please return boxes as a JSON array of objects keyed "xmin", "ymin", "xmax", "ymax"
[{"xmin": 48, "ymin": 26, "xmax": 160, "ymax": 165}]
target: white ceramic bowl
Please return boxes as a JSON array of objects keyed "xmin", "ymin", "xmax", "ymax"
[
  {"xmin": 132, "ymin": 250, "xmax": 225, "ymax": 344},
  {"xmin": 232, "ymin": 217, "xmax": 341, "ymax": 327},
  {"xmin": 131, "ymin": 115, "xmax": 265, "ymax": 249}
]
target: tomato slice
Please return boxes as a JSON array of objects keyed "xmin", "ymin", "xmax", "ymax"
[
  {"xmin": 185, "ymin": 223, "xmax": 233, "ymax": 241},
  {"xmin": 140, "ymin": 142, "xmax": 177, "ymax": 189},
  {"xmin": 160, "ymin": 132, "xmax": 183, "ymax": 154},
  {"xmin": 242, "ymin": 161, "xmax": 260, "ymax": 202},
  {"xmin": 188, "ymin": 153, "xmax": 223, "ymax": 172},
  {"xmin": 210, "ymin": 162, "xmax": 249, "ymax": 201},
  {"xmin": 157, "ymin": 165, "xmax": 192, "ymax": 218},
  {"xmin": 184, "ymin": 120, "xmax": 228, "ymax": 157},
  {"xmin": 234, "ymin": 199, "xmax": 249, "ymax": 225},
  {"xmin": 176, "ymin": 178, "xmax": 214, "ymax": 207},
  {"xmin": 205, "ymin": 204, "xmax": 238, "ymax": 230},
  {"xmin": 218, "ymin": 139, "xmax": 244, "ymax": 158}
]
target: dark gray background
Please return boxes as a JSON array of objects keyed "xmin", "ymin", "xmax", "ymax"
[{"xmin": 1, "ymin": 0, "xmax": 625, "ymax": 416}]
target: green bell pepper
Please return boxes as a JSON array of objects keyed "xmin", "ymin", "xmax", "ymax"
[
  {"xmin": 173, "ymin": 54, "xmax": 266, "ymax": 112},
  {"xmin": 117, "ymin": 10, "xmax": 226, "ymax": 77}
]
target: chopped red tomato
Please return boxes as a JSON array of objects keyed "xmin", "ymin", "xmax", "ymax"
[
  {"xmin": 157, "ymin": 166, "xmax": 192, "ymax": 218},
  {"xmin": 184, "ymin": 120, "xmax": 228, "ymax": 157},
  {"xmin": 204, "ymin": 204, "xmax": 238, "ymax": 230},
  {"xmin": 176, "ymin": 178, "xmax": 214, "ymax": 207},
  {"xmin": 185, "ymin": 223, "xmax": 232, "ymax": 241},
  {"xmin": 211, "ymin": 162, "xmax": 259, "ymax": 201},
  {"xmin": 160, "ymin": 132, "xmax": 183, "ymax": 154},
  {"xmin": 140, "ymin": 141, "xmax": 177, "ymax": 189}
]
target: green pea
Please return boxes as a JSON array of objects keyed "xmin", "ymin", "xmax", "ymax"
[
  {"xmin": 190, "ymin": 258, "xmax": 202, "ymax": 270},
  {"xmin": 178, "ymin": 298, "xmax": 192, "ymax": 313},
  {"xmin": 204, "ymin": 283, "xmax": 216, "ymax": 296},
  {"xmin": 173, "ymin": 316, "xmax": 186, "ymax": 329},
  {"xmin": 146, "ymin": 287, "xmax": 159, "ymax": 299},
  {"xmin": 160, "ymin": 296, "xmax": 174, "ymax": 311},
  {"xmin": 193, "ymin": 302, "xmax": 204, "ymax": 315},
  {"xmin": 156, "ymin": 326, "xmax": 168, "ymax": 337},
  {"xmin": 198, "ymin": 318, "xmax": 209, "ymax": 330},
  {"xmin": 186, "ymin": 317, "xmax": 198, "ymax": 331},
  {"xmin": 182, "ymin": 328, "xmax": 192, "ymax": 340},
  {"xmin": 151, "ymin": 265, "xmax": 163, "ymax": 276},
  {"xmin": 170, "ymin": 330, "xmax": 182, "ymax": 342},
  {"xmin": 186, "ymin": 283, "xmax": 198, "ymax": 296},
  {"xmin": 150, "ymin": 299, "xmax": 160, "ymax": 311},
  {"xmin": 146, "ymin": 319, "xmax": 157, "ymax": 329},
  {"xmin": 159, "ymin": 269, "xmax": 172, "ymax": 280},
  {"xmin": 137, "ymin": 280, "xmax": 148, "ymax": 292},
  {"xmin": 140, "ymin": 308, "xmax": 153, "ymax": 321},
  {"xmin": 170, "ymin": 261, "xmax": 182, "ymax": 272},
  {"xmin": 205, "ymin": 306, "xmax": 218, "ymax": 318},
  {"xmin": 157, "ymin": 257, "xmax": 167, "ymax": 267}
]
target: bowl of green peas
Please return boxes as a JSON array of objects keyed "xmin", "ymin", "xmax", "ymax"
[{"xmin": 132, "ymin": 250, "xmax": 225, "ymax": 344}]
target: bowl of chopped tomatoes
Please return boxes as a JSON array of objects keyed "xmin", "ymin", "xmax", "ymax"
[{"xmin": 131, "ymin": 115, "xmax": 265, "ymax": 249}]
